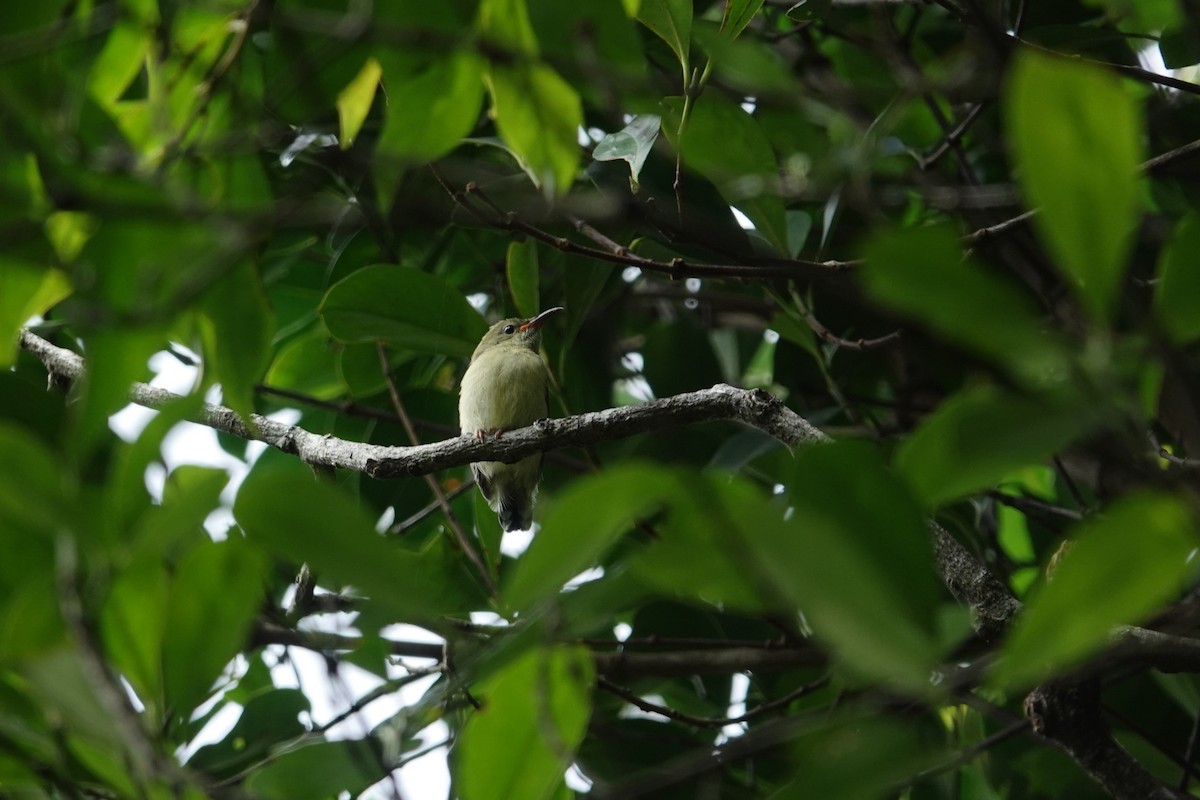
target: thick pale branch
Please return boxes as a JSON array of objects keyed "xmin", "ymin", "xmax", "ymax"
[
  {"xmin": 18, "ymin": 329, "xmax": 823, "ymax": 478},
  {"xmin": 19, "ymin": 328, "xmax": 1012, "ymax": 634}
]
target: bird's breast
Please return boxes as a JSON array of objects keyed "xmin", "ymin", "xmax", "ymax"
[{"xmin": 459, "ymin": 346, "xmax": 548, "ymax": 434}]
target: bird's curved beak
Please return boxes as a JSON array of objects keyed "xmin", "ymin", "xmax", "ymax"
[{"xmin": 519, "ymin": 306, "xmax": 565, "ymax": 332}]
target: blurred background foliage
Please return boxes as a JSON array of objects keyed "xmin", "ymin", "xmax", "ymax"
[{"xmin": 4, "ymin": 0, "xmax": 1200, "ymax": 797}]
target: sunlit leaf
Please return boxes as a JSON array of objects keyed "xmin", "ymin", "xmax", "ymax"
[
  {"xmin": 337, "ymin": 57, "xmax": 382, "ymax": 149},
  {"xmin": 457, "ymin": 646, "xmax": 594, "ymax": 800},
  {"xmin": 993, "ymin": 492, "xmax": 1197, "ymax": 689}
]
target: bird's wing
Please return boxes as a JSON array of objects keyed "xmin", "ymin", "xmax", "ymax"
[{"xmin": 471, "ymin": 463, "xmax": 494, "ymax": 501}]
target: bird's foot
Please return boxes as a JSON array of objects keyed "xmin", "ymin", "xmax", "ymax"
[{"xmin": 473, "ymin": 428, "xmax": 505, "ymax": 440}]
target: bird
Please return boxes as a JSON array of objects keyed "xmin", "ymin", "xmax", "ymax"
[{"xmin": 458, "ymin": 307, "xmax": 563, "ymax": 531}]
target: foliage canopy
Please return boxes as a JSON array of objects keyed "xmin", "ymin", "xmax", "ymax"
[{"xmin": 4, "ymin": 0, "xmax": 1200, "ymax": 798}]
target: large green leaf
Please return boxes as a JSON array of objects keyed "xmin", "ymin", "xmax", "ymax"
[
  {"xmin": 200, "ymin": 260, "xmax": 272, "ymax": 422},
  {"xmin": 993, "ymin": 492, "xmax": 1197, "ymax": 689},
  {"xmin": 861, "ymin": 225, "xmax": 1069, "ymax": 387},
  {"xmin": 637, "ymin": 0, "xmax": 692, "ymax": 73},
  {"xmin": 245, "ymin": 739, "xmax": 384, "ymax": 800},
  {"xmin": 635, "ymin": 444, "xmax": 944, "ymax": 693},
  {"xmin": 1155, "ymin": 212, "xmax": 1200, "ymax": 344},
  {"xmin": 234, "ymin": 458, "xmax": 475, "ymax": 621},
  {"xmin": 753, "ymin": 443, "xmax": 941, "ymax": 692},
  {"xmin": 661, "ymin": 94, "xmax": 788, "ymax": 252},
  {"xmin": 1005, "ymin": 50, "xmax": 1142, "ymax": 323},
  {"xmin": 506, "ymin": 240, "xmax": 540, "ymax": 319},
  {"xmin": 320, "ymin": 264, "xmax": 487, "ymax": 358},
  {"xmin": 895, "ymin": 384, "xmax": 1105, "ymax": 509},
  {"xmin": 188, "ymin": 689, "xmax": 310, "ymax": 778},
  {"xmin": 477, "ymin": 0, "xmax": 581, "ymax": 195},
  {"xmin": 485, "ymin": 63, "xmax": 582, "ymax": 196},
  {"xmin": 163, "ymin": 537, "xmax": 268, "ymax": 714},
  {"xmin": 505, "ymin": 463, "xmax": 678, "ymax": 612},
  {"xmin": 375, "ymin": 50, "xmax": 485, "ymax": 204},
  {"xmin": 457, "ymin": 646, "xmax": 594, "ymax": 800}
]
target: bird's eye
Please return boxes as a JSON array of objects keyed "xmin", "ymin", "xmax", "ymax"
[{"xmin": 502, "ymin": 324, "xmax": 517, "ymax": 335}]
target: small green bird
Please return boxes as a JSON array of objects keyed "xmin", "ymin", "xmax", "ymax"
[{"xmin": 459, "ymin": 307, "xmax": 563, "ymax": 531}]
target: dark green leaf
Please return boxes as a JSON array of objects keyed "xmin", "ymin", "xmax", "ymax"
[
  {"xmin": 1005, "ymin": 50, "xmax": 1142, "ymax": 323},
  {"xmin": 895, "ymin": 384, "xmax": 1105, "ymax": 509},
  {"xmin": 163, "ymin": 537, "xmax": 268, "ymax": 714},
  {"xmin": 234, "ymin": 458, "xmax": 474, "ymax": 620},
  {"xmin": 245, "ymin": 739, "xmax": 384, "ymax": 799},
  {"xmin": 1155, "ymin": 213, "xmax": 1200, "ymax": 344},
  {"xmin": 506, "ymin": 240, "xmax": 540, "ymax": 319},
  {"xmin": 661, "ymin": 94, "xmax": 788, "ymax": 252},
  {"xmin": 506, "ymin": 464, "xmax": 678, "ymax": 611},
  {"xmin": 637, "ymin": 0, "xmax": 692, "ymax": 73},
  {"xmin": 320, "ymin": 264, "xmax": 487, "ymax": 358},
  {"xmin": 201, "ymin": 261, "xmax": 272, "ymax": 422},
  {"xmin": 861, "ymin": 224, "xmax": 1069, "ymax": 386},
  {"xmin": 188, "ymin": 689, "xmax": 309, "ymax": 778}
]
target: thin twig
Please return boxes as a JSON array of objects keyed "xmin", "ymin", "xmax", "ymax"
[
  {"xmin": 597, "ymin": 675, "xmax": 830, "ymax": 729},
  {"xmin": 376, "ymin": 341, "xmax": 496, "ymax": 596}
]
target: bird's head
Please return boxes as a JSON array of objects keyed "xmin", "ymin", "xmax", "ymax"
[{"xmin": 472, "ymin": 306, "xmax": 564, "ymax": 361}]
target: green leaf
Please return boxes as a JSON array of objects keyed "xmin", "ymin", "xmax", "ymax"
[
  {"xmin": 87, "ymin": 22, "xmax": 152, "ymax": 108},
  {"xmin": 201, "ymin": 260, "xmax": 272, "ymax": 422},
  {"xmin": 637, "ymin": 0, "xmax": 692, "ymax": 73},
  {"xmin": 895, "ymin": 384, "xmax": 1105, "ymax": 509},
  {"xmin": 320, "ymin": 264, "xmax": 487, "ymax": 359},
  {"xmin": 1005, "ymin": 49, "xmax": 1142, "ymax": 323},
  {"xmin": 234, "ymin": 458, "xmax": 473, "ymax": 620},
  {"xmin": 100, "ymin": 556, "xmax": 168, "ymax": 712},
  {"xmin": 74, "ymin": 327, "xmax": 164, "ymax": 459},
  {"xmin": 245, "ymin": 739, "xmax": 384, "ymax": 800},
  {"xmin": 505, "ymin": 463, "xmax": 677, "ymax": 611},
  {"xmin": 506, "ymin": 240, "xmax": 540, "ymax": 319},
  {"xmin": 592, "ymin": 115, "xmax": 660, "ymax": 187},
  {"xmin": 336, "ymin": 57, "xmax": 382, "ymax": 149},
  {"xmin": 375, "ymin": 50, "xmax": 484, "ymax": 186},
  {"xmin": 861, "ymin": 225, "xmax": 1068, "ymax": 387},
  {"xmin": 661, "ymin": 94, "xmax": 788, "ymax": 252},
  {"xmin": 188, "ymin": 689, "xmax": 309, "ymax": 778},
  {"xmin": 478, "ymin": 0, "xmax": 539, "ymax": 54},
  {"xmin": 1155, "ymin": 213, "xmax": 1200, "ymax": 344},
  {"xmin": 163, "ymin": 537, "xmax": 268, "ymax": 714},
  {"xmin": 562, "ymin": 254, "xmax": 610, "ymax": 354},
  {"xmin": 993, "ymin": 492, "xmax": 1197, "ymax": 689},
  {"xmin": 457, "ymin": 646, "xmax": 594, "ymax": 800},
  {"xmin": 755, "ymin": 442, "xmax": 942, "ymax": 692},
  {"xmin": 0, "ymin": 261, "xmax": 71, "ymax": 368},
  {"xmin": 485, "ymin": 63, "xmax": 582, "ymax": 196},
  {"xmin": 720, "ymin": 0, "xmax": 766, "ymax": 40}
]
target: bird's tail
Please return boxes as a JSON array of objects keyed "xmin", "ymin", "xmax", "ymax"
[{"xmin": 496, "ymin": 490, "xmax": 534, "ymax": 532}]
